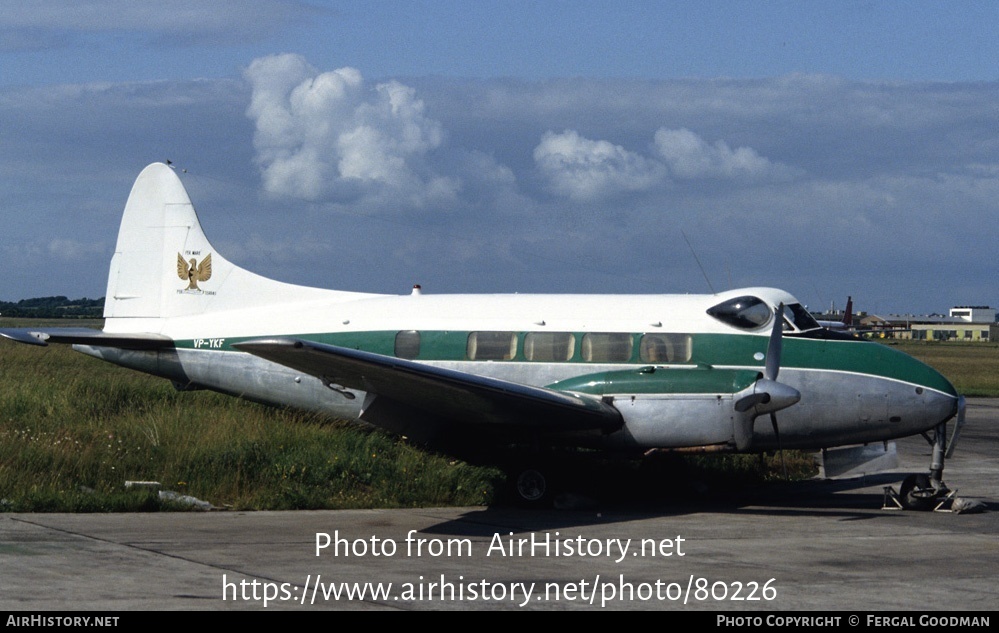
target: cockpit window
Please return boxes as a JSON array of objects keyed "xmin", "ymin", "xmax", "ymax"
[
  {"xmin": 784, "ymin": 303, "xmax": 821, "ymax": 332},
  {"xmin": 706, "ymin": 296, "xmax": 773, "ymax": 330}
]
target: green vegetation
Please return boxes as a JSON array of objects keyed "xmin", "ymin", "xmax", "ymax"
[
  {"xmin": 878, "ymin": 340, "xmax": 999, "ymax": 397},
  {"xmin": 0, "ymin": 296, "xmax": 103, "ymax": 319},
  {"xmin": 0, "ymin": 337, "xmax": 498, "ymax": 512}
]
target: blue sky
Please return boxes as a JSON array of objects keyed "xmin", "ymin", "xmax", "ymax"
[{"xmin": 1, "ymin": 1, "xmax": 997, "ymax": 315}]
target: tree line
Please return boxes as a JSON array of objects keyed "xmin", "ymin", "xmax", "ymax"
[{"xmin": 0, "ymin": 296, "xmax": 103, "ymax": 318}]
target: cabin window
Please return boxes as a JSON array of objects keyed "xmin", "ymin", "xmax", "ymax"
[
  {"xmin": 467, "ymin": 332, "xmax": 517, "ymax": 360},
  {"xmin": 639, "ymin": 333, "xmax": 692, "ymax": 363},
  {"xmin": 524, "ymin": 332, "xmax": 574, "ymax": 361},
  {"xmin": 706, "ymin": 296, "xmax": 772, "ymax": 330},
  {"xmin": 394, "ymin": 330, "xmax": 421, "ymax": 359},
  {"xmin": 581, "ymin": 333, "xmax": 633, "ymax": 362}
]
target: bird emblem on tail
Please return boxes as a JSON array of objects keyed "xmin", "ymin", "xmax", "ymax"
[{"xmin": 177, "ymin": 253, "xmax": 212, "ymax": 291}]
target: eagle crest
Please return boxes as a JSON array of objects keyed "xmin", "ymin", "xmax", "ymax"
[{"xmin": 177, "ymin": 253, "xmax": 212, "ymax": 291}]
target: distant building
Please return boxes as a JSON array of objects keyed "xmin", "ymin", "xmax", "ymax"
[
  {"xmin": 949, "ymin": 306, "xmax": 996, "ymax": 323},
  {"xmin": 860, "ymin": 306, "xmax": 997, "ymax": 342}
]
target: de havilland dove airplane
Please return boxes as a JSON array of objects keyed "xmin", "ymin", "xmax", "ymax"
[{"xmin": 1, "ymin": 163, "xmax": 966, "ymax": 508}]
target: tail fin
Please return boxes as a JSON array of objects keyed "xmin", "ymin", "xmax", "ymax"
[
  {"xmin": 104, "ymin": 163, "xmax": 366, "ymax": 323},
  {"xmin": 843, "ymin": 296, "xmax": 853, "ymax": 327}
]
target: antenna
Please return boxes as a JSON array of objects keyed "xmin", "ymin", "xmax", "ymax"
[{"xmin": 681, "ymin": 229, "xmax": 715, "ymax": 294}]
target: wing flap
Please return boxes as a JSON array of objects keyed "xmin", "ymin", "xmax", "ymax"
[
  {"xmin": 234, "ymin": 337, "xmax": 622, "ymax": 432},
  {"xmin": 0, "ymin": 328, "xmax": 172, "ymax": 350}
]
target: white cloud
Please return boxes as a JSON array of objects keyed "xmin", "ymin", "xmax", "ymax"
[
  {"xmin": 244, "ymin": 54, "xmax": 457, "ymax": 207},
  {"xmin": 533, "ymin": 130, "xmax": 664, "ymax": 202},
  {"xmin": 653, "ymin": 127, "xmax": 777, "ymax": 179},
  {"xmin": 532, "ymin": 126, "xmax": 793, "ymax": 200}
]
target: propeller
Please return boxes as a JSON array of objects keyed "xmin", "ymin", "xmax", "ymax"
[
  {"xmin": 763, "ymin": 302, "xmax": 783, "ymax": 382},
  {"xmin": 733, "ymin": 303, "xmax": 801, "ymax": 463}
]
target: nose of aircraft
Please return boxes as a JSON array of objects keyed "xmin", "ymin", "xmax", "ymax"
[
  {"xmin": 919, "ymin": 383, "xmax": 961, "ymax": 427},
  {"xmin": 874, "ymin": 343, "xmax": 960, "ymax": 434}
]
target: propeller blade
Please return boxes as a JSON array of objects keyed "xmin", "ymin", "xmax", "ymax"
[
  {"xmin": 770, "ymin": 412, "xmax": 788, "ymax": 480},
  {"xmin": 765, "ymin": 303, "xmax": 784, "ymax": 381},
  {"xmin": 734, "ymin": 392, "xmax": 770, "ymax": 413},
  {"xmin": 732, "ymin": 305, "xmax": 799, "ymax": 454}
]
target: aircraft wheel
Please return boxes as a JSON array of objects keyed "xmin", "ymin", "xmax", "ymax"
[
  {"xmin": 512, "ymin": 467, "xmax": 552, "ymax": 507},
  {"xmin": 899, "ymin": 474, "xmax": 936, "ymax": 511}
]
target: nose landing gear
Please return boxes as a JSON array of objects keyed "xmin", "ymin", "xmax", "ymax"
[
  {"xmin": 893, "ymin": 472, "xmax": 946, "ymax": 511},
  {"xmin": 884, "ymin": 397, "xmax": 971, "ymax": 512}
]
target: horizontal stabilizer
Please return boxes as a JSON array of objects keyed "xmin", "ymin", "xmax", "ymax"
[
  {"xmin": 0, "ymin": 327, "xmax": 171, "ymax": 350},
  {"xmin": 235, "ymin": 337, "xmax": 622, "ymax": 432}
]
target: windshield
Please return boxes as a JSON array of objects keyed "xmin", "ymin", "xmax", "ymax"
[
  {"xmin": 706, "ymin": 296, "xmax": 773, "ymax": 330},
  {"xmin": 784, "ymin": 303, "xmax": 822, "ymax": 332},
  {"xmin": 708, "ymin": 297, "xmax": 823, "ymax": 333}
]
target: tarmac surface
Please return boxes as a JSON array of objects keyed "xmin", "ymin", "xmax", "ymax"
[{"xmin": 1, "ymin": 399, "xmax": 996, "ymax": 612}]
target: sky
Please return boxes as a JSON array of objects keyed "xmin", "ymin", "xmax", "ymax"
[{"xmin": 1, "ymin": 1, "xmax": 997, "ymax": 316}]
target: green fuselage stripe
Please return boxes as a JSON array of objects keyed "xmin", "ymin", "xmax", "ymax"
[{"xmin": 174, "ymin": 330, "xmax": 955, "ymax": 395}]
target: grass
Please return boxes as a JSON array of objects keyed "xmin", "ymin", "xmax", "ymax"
[
  {"xmin": 0, "ymin": 338, "xmax": 499, "ymax": 512},
  {"xmin": 4, "ymin": 323, "xmax": 990, "ymax": 513},
  {"xmin": 877, "ymin": 340, "xmax": 999, "ymax": 397}
]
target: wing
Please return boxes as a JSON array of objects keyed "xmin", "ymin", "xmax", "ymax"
[
  {"xmin": 234, "ymin": 337, "xmax": 622, "ymax": 434},
  {"xmin": 177, "ymin": 253, "xmax": 189, "ymax": 280},
  {"xmin": 196, "ymin": 253, "xmax": 212, "ymax": 282},
  {"xmin": 1, "ymin": 327, "xmax": 172, "ymax": 350}
]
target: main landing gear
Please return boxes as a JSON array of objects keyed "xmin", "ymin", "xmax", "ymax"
[{"xmin": 512, "ymin": 466, "xmax": 552, "ymax": 507}]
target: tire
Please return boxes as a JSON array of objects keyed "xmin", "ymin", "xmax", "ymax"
[
  {"xmin": 511, "ymin": 467, "xmax": 553, "ymax": 507},
  {"xmin": 899, "ymin": 474, "xmax": 936, "ymax": 511}
]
